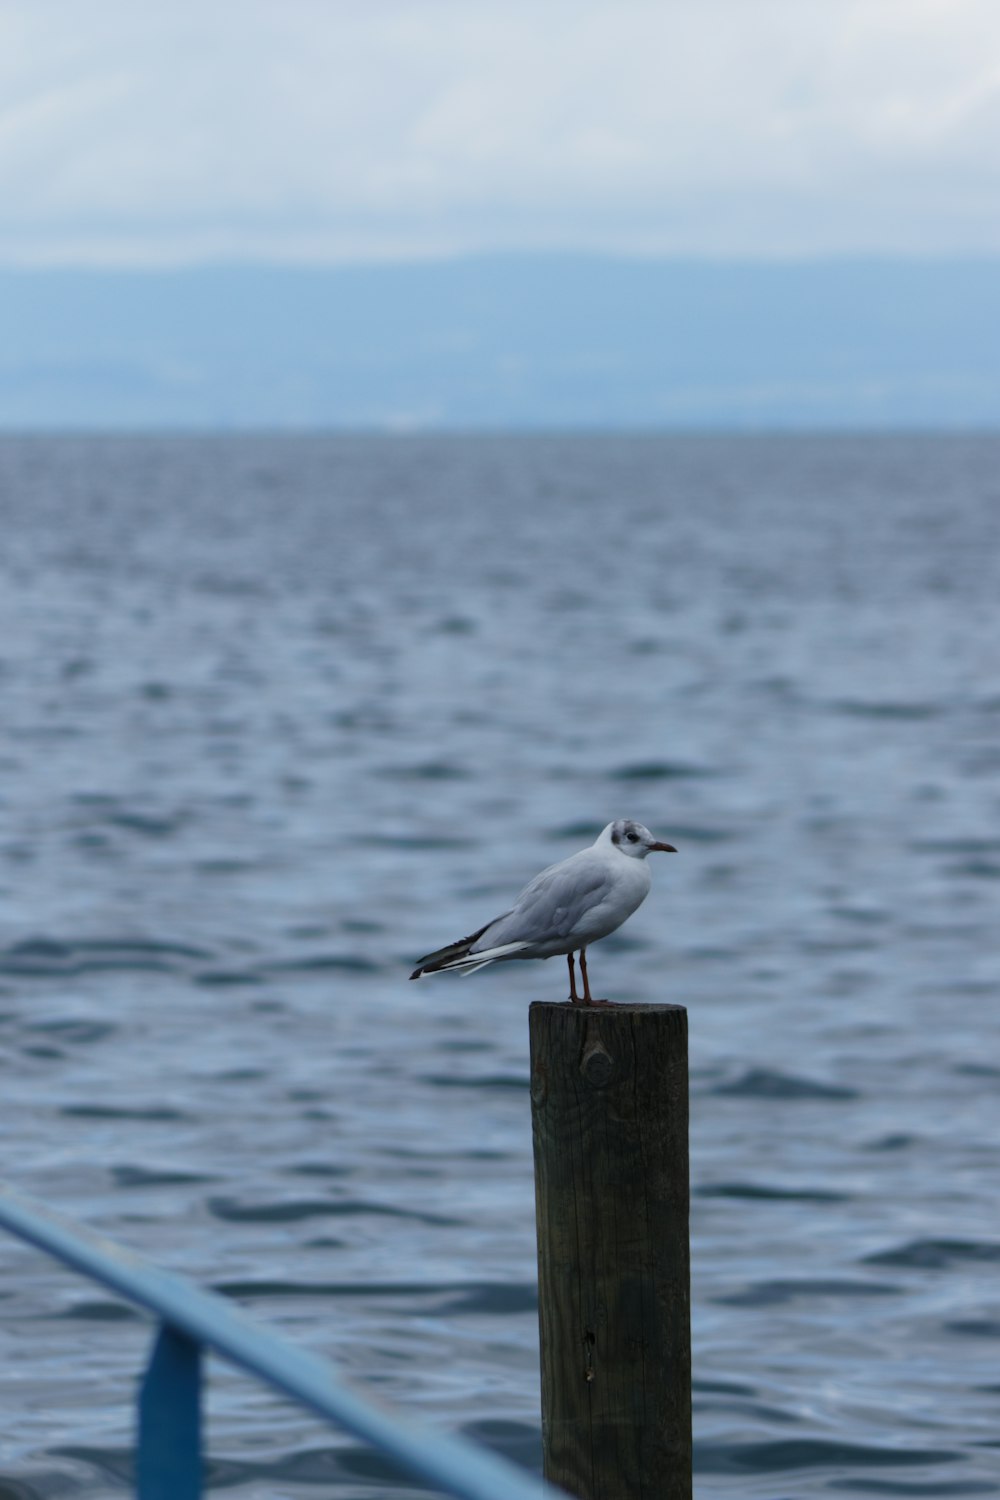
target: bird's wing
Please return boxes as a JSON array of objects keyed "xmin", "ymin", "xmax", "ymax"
[
  {"xmin": 475, "ymin": 851, "xmax": 612, "ymax": 949},
  {"xmin": 412, "ymin": 919, "xmax": 496, "ymax": 975}
]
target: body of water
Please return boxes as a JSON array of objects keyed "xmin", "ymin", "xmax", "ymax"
[{"xmin": 0, "ymin": 432, "xmax": 997, "ymax": 1498}]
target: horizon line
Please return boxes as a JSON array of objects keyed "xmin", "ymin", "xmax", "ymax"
[{"xmin": 3, "ymin": 249, "xmax": 1000, "ymax": 275}]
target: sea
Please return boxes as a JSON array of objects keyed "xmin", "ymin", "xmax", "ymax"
[{"xmin": 0, "ymin": 432, "xmax": 997, "ymax": 1499}]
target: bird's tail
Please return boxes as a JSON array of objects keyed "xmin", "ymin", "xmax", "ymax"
[{"xmin": 410, "ymin": 923, "xmax": 528, "ymax": 979}]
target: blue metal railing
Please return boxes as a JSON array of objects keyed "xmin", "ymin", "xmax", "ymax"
[{"xmin": 0, "ymin": 1185, "xmax": 560, "ymax": 1500}]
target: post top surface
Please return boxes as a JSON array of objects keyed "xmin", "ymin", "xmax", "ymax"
[{"xmin": 528, "ymin": 1000, "xmax": 687, "ymax": 1015}]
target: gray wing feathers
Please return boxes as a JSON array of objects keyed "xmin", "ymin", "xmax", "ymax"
[{"xmin": 471, "ymin": 852, "xmax": 611, "ymax": 952}]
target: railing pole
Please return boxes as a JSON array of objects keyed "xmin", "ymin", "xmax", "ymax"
[
  {"xmin": 0, "ymin": 1185, "xmax": 560, "ymax": 1500},
  {"xmin": 529, "ymin": 1001, "xmax": 692, "ymax": 1500},
  {"xmin": 137, "ymin": 1323, "xmax": 203, "ymax": 1500}
]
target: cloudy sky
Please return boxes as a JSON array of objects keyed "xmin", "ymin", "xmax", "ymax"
[{"xmin": 2, "ymin": 0, "xmax": 999, "ymax": 266}]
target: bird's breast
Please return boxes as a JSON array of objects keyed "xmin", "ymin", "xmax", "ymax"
[{"xmin": 571, "ymin": 859, "xmax": 651, "ymax": 943}]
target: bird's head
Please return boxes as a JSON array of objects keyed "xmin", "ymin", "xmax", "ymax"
[{"xmin": 606, "ymin": 819, "xmax": 677, "ymax": 859}]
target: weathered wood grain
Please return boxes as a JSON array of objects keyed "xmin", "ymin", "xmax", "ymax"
[{"xmin": 529, "ymin": 1001, "xmax": 691, "ymax": 1500}]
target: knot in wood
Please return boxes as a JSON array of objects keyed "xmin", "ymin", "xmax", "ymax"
[{"xmin": 580, "ymin": 1041, "xmax": 613, "ymax": 1089}]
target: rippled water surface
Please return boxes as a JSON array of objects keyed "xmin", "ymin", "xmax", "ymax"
[{"xmin": 0, "ymin": 432, "xmax": 997, "ymax": 1499}]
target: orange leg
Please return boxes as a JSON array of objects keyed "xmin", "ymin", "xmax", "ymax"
[
  {"xmin": 567, "ymin": 952, "xmax": 580, "ymax": 1003},
  {"xmin": 578, "ymin": 948, "xmax": 613, "ymax": 1006},
  {"xmin": 579, "ymin": 948, "xmax": 592, "ymax": 1004}
]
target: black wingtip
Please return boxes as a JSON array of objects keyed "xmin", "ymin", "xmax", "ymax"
[{"xmin": 408, "ymin": 920, "xmax": 492, "ymax": 983}]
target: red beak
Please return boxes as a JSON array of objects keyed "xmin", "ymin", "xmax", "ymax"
[{"xmin": 649, "ymin": 841, "xmax": 677, "ymax": 852}]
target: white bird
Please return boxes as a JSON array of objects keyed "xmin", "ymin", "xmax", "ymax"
[{"xmin": 410, "ymin": 819, "xmax": 676, "ymax": 1005}]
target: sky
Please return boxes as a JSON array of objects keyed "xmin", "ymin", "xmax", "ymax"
[{"xmin": 2, "ymin": 0, "xmax": 1000, "ymax": 267}]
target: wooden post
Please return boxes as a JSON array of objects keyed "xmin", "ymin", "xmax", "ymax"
[{"xmin": 529, "ymin": 1001, "xmax": 691, "ymax": 1500}]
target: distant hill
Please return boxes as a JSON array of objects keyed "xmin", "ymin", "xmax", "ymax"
[{"xmin": 2, "ymin": 256, "xmax": 998, "ymax": 428}]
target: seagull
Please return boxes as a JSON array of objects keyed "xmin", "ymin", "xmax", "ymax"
[{"xmin": 410, "ymin": 819, "xmax": 676, "ymax": 1005}]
